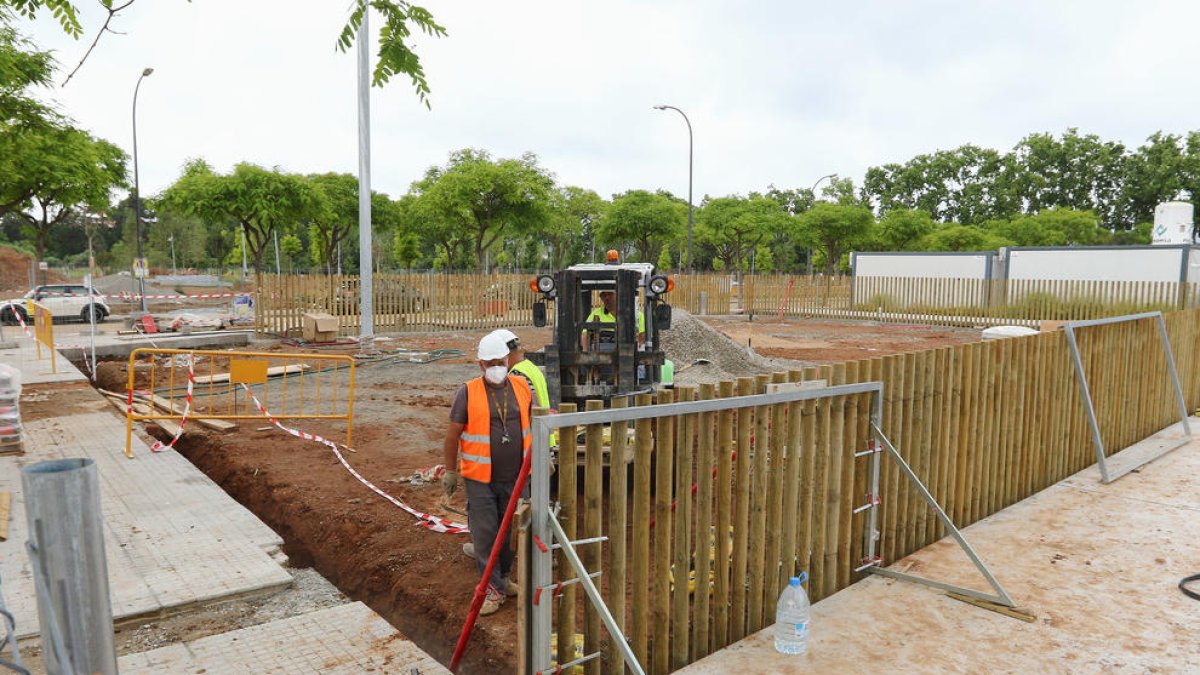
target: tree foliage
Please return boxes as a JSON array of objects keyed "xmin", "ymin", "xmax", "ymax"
[
  {"xmin": 698, "ymin": 193, "xmax": 790, "ymax": 279},
  {"xmin": 795, "ymin": 202, "xmax": 875, "ymax": 274},
  {"xmin": 595, "ymin": 189, "xmax": 685, "ymax": 263}
]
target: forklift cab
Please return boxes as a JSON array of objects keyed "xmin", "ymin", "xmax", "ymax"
[{"xmin": 528, "ymin": 260, "xmax": 673, "ymax": 409}]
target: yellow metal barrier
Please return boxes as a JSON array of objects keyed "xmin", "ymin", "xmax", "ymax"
[
  {"xmin": 123, "ymin": 348, "xmax": 355, "ymax": 458},
  {"xmin": 26, "ymin": 300, "xmax": 56, "ymax": 373}
]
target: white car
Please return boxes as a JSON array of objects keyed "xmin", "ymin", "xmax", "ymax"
[{"xmin": 1, "ymin": 284, "xmax": 111, "ymax": 324}]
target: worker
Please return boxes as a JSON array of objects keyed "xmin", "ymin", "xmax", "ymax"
[
  {"xmin": 441, "ymin": 329, "xmax": 533, "ymax": 616},
  {"xmin": 493, "ymin": 328, "xmax": 556, "ymax": 448},
  {"xmin": 583, "ymin": 289, "xmax": 645, "ymax": 350}
]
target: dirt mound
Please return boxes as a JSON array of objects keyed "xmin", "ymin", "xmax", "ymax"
[
  {"xmin": 0, "ymin": 245, "xmax": 66, "ymax": 292},
  {"xmin": 662, "ymin": 309, "xmax": 789, "ymax": 385}
]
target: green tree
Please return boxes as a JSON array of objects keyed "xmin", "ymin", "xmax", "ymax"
[
  {"xmin": 874, "ymin": 208, "xmax": 936, "ymax": 251},
  {"xmin": 8, "ymin": 0, "xmax": 447, "ymax": 99},
  {"xmin": 795, "ymin": 202, "xmax": 875, "ymax": 274},
  {"xmin": 595, "ymin": 189, "xmax": 685, "ymax": 263},
  {"xmin": 698, "ymin": 193, "xmax": 790, "ymax": 281},
  {"xmin": 279, "ymin": 233, "xmax": 303, "ymax": 271},
  {"xmin": 410, "ymin": 149, "xmax": 553, "ymax": 271},
  {"xmin": 1010, "ymin": 129, "xmax": 1127, "ymax": 226},
  {"xmin": 15, "ymin": 125, "xmax": 126, "ymax": 267},
  {"xmin": 863, "ymin": 145, "xmax": 1018, "ymax": 225},
  {"xmin": 159, "ymin": 160, "xmax": 322, "ymax": 284},
  {"xmin": 544, "ymin": 186, "xmax": 606, "ymax": 269},
  {"xmin": 918, "ymin": 224, "xmax": 1013, "ymax": 252},
  {"xmin": 988, "ymin": 208, "xmax": 1106, "ymax": 247}
]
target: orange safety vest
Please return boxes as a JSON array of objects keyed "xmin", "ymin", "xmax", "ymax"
[{"xmin": 459, "ymin": 375, "xmax": 532, "ymax": 483}]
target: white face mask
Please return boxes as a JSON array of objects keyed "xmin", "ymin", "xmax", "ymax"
[{"xmin": 484, "ymin": 365, "xmax": 508, "ymax": 385}]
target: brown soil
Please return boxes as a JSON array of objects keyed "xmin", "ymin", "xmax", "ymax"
[
  {"xmin": 80, "ymin": 317, "xmax": 983, "ymax": 672},
  {"xmin": 701, "ymin": 316, "xmax": 981, "ymax": 364},
  {"xmin": 0, "ymin": 245, "xmax": 66, "ymax": 292}
]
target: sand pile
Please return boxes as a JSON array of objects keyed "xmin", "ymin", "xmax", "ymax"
[{"xmin": 661, "ymin": 309, "xmax": 793, "ymax": 386}]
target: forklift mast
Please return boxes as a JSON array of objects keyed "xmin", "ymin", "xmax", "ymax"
[{"xmin": 528, "ymin": 263, "xmax": 672, "ymax": 408}]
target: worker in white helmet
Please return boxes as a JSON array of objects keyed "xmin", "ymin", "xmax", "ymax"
[{"xmin": 441, "ymin": 329, "xmax": 533, "ymax": 615}]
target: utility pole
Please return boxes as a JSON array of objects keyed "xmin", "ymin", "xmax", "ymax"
[{"xmin": 356, "ymin": 6, "xmax": 375, "ymax": 353}]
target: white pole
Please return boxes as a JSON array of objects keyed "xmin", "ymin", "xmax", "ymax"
[
  {"xmin": 274, "ymin": 230, "xmax": 281, "ymax": 276},
  {"xmin": 357, "ymin": 4, "xmax": 374, "ymax": 351},
  {"xmin": 240, "ymin": 228, "xmax": 248, "ymax": 284}
]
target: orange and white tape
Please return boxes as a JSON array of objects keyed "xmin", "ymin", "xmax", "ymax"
[
  {"xmin": 238, "ymin": 383, "xmax": 469, "ymax": 534},
  {"xmin": 147, "ymin": 355, "xmax": 194, "ymax": 453}
]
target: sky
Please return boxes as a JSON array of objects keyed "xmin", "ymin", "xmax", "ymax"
[{"xmin": 17, "ymin": 0, "xmax": 1200, "ymax": 205}]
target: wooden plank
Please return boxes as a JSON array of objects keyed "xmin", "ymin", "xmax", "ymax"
[
  {"xmin": 809, "ymin": 366, "xmax": 832, "ymax": 599},
  {"xmin": 0, "ymin": 491, "xmax": 11, "ymax": 541},
  {"xmin": 764, "ymin": 372, "xmax": 788, "ymax": 617},
  {"xmin": 821, "ymin": 363, "xmax": 846, "ymax": 600},
  {"xmin": 605, "ymin": 396, "xmax": 629, "ymax": 675},
  {"xmin": 670, "ymin": 386, "xmax": 694, "ymax": 671},
  {"xmin": 747, "ymin": 375, "xmax": 770, "ymax": 630},
  {"xmin": 652, "ymin": 388, "xmax": 675, "ymax": 675},
  {"xmin": 631, "ymin": 394, "xmax": 654, "ymax": 665},
  {"xmin": 779, "ymin": 370, "xmax": 804, "ymax": 585},
  {"xmin": 556, "ymin": 402, "xmax": 579, "ymax": 671},
  {"xmin": 691, "ymin": 383, "xmax": 715, "ymax": 661},
  {"xmin": 583, "ymin": 399, "xmax": 604, "ymax": 675},
  {"xmin": 729, "ymin": 377, "xmax": 753, "ymax": 641},
  {"xmin": 712, "ymin": 380, "xmax": 735, "ymax": 650},
  {"xmin": 836, "ymin": 361, "xmax": 858, "ymax": 590}
]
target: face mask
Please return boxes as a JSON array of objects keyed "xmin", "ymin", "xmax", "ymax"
[{"xmin": 484, "ymin": 365, "xmax": 508, "ymax": 385}]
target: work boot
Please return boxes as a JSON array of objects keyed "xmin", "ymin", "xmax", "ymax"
[
  {"xmin": 462, "ymin": 542, "xmax": 475, "ymax": 559},
  {"xmin": 480, "ymin": 586, "xmax": 505, "ymax": 616}
]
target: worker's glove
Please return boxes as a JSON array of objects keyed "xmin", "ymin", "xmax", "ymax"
[{"xmin": 440, "ymin": 469, "xmax": 459, "ymax": 497}]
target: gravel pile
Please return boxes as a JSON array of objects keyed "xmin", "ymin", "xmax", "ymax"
[{"xmin": 661, "ymin": 309, "xmax": 792, "ymax": 386}]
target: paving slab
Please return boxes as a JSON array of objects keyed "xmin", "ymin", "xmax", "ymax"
[
  {"xmin": 117, "ymin": 602, "xmax": 449, "ymax": 674},
  {"xmin": 1, "ymin": 408, "xmax": 289, "ymax": 640},
  {"xmin": 0, "ymin": 340, "xmax": 86, "ymax": 386},
  {"xmin": 680, "ymin": 431, "xmax": 1200, "ymax": 674}
]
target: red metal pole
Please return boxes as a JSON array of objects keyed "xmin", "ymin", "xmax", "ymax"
[
  {"xmin": 449, "ymin": 450, "xmax": 533, "ymax": 673},
  {"xmin": 777, "ymin": 276, "xmax": 796, "ymax": 321}
]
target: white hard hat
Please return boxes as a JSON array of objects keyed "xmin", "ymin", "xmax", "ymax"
[
  {"xmin": 478, "ymin": 330, "xmax": 515, "ymax": 360},
  {"xmin": 494, "ymin": 329, "xmax": 519, "ymax": 348}
]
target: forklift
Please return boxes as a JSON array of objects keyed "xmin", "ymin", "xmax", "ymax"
[{"xmin": 527, "ymin": 253, "xmax": 674, "ymax": 410}]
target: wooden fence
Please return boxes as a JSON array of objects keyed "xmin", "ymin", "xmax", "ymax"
[
  {"xmin": 544, "ymin": 307, "xmax": 1200, "ymax": 674},
  {"xmin": 742, "ymin": 274, "xmax": 1200, "ymax": 326},
  {"xmin": 256, "ymin": 272, "xmax": 1200, "ymax": 338}
]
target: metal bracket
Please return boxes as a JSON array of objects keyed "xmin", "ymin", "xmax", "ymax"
[
  {"xmin": 1064, "ymin": 311, "xmax": 1192, "ymax": 484},
  {"xmin": 867, "ymin": 423, "xmax": 1016, "ymax": 608}
]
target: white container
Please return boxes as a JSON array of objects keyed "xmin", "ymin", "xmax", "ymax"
[
  {"xmin": 1153, "ymin": 202, "xmax": 1195, "ymax": 245},
  {"xmin": 774, "ymin": 572, "xmax": 811, "ymax": 655}
]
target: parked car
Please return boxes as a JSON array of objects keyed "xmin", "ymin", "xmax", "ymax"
[
  {"xmin": 333, "ymin": 280, "xmax": 427, "ymax": 313},
  {"xmin": 0, "ymin": 285, "xmax": 111, "ymax": 324}
]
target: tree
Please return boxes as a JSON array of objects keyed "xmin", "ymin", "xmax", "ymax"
[
  {"xmin": 7, "ymin": 0, "xmax": 448, "ymax": 99},
  {"xmin": 1010, "ymin": 129, "xmax": 1127, "ymax": 226},
  {"xmin": 14, "ymin": 125, "xmax": 126, "ymax": 266},
  {"xmin": 795, "ymin": 202, "xmax": 875, "ymax": 274},
  {"xmin": 863, "ymin": 145, "xmax": 1018, "ymax": 224},
  {"xmin": 874, "ymin": 208, "xmax": 937, "ymax": 251},
  {"xmin": 918, "ymin": 224, "xmax": 1012, "ymax": 252},
  {"xmin": 698, "ymin": 193, "xmax": 790, "ymax": 282},
  {"xmin": 410, "ymin": 148, "xmax": 554, "ymax": 271},
  {"xmin": 306, "ymin": 173, "xmax": 359, "ymax": 274},
  {"xmin": 595, "ymin": 189, "xmax": 685, "ymax": 263},
  {"xmin": 159, "ymin": 160, "xmax": 322, "ymax": 284},
  {"xmin": 543, "ymin": 186, "xmax": 606, "ymax": 269}
]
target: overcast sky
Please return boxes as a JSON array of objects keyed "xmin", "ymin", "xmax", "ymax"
[{"xmin": 19, "ymin": 1, "xmax": 1200, "ymax": 205}]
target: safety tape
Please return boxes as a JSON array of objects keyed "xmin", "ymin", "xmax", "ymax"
[
  {"xmin": 11, "ymin": 308, "xmax": 33, "ymax": 339},
  {"xmin": 147, "ymin": 355, "xmax": 194, "ymax": 453},
  {"xmin": 237, "ymin": 383, "xmax": 469, "ymax": 534}
]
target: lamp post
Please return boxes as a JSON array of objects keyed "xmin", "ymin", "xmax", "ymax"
[
  {"xmin": 653, "ymin": 104, "xmax": 693, "ymax": 271},
  {"xmin": 168, "ymin": 235, "xmax": 176, "ymax": 275},
  {"xmin": 806, "ymin": 173, "xmax": 837, "ymax": 276},
  {"xmin": 132, "ymin": 67, "xmax": 153, "ymax": 314}
]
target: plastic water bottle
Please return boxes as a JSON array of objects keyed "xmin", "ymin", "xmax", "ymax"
[{"xmin": 774, "ymin": 573, "xmax": 810, "ymax": 655}]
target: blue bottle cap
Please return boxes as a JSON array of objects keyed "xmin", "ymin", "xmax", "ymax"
[{"xmin": 789, "ymin": 576, "xmax": 801, "ymax": 588}]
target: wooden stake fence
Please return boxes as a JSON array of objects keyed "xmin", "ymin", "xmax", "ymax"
[{"xmin": 541, "ymin": 306, "xmax": 1200, "ymax": 674}]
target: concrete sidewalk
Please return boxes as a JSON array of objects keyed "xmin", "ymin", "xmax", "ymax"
[{"xmin": 681, "ymin": 426, "xmax": 1200, "ymax": 673}]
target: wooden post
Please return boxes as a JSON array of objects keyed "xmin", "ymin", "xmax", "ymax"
[
  {"xmin": 797, "ymin": 366, "xmax": 819, "ymax": 585},
  {"xmin": 632, "ymin": 394, "xmax": 653, "ymax": 665},
  {"xmin": 692, "ymin": 383, "xmax": 716, "ymax": 661},
  {"xmin": 821, "ymin": 363, "xmax": 846, "ymax": 599},
  {"xmin": 712, "ymin": 380, "xmax": 735, "ymax": 650},
  {"xmin": 730, "ymin": 377, "xmax": 753, "ymax": 640},
  {"xmin": 764, "ymin": 372, "xmax": 788, "ymax": 616},
  {"xmin": 810, "ymin": 366, "xmax": 832, "ymax": 600},
  {"xmin": 606, "ymin": 396, "xmax": 629, "ymax": 675},
  {"xmin": 557, "ymin": 402, "xmax": 579, "ymax": 670},
  {"xmin": 747, "ymin": 375, "xmax": 771, "ymax": 630},
  {"xmin": 583, "ymin": 399, "xmax": 604, "ymax": 675},
  {"xmin": 779, "ymin": 370, "xmax": 804, "ymax": 584},
  {"xmin": 670, "ymin": 386, "xmax": 694, "ymax": 671},
  {"xmin": 652, "ymin": 388, "xmax": 675, "ymax": 675},
  {"xmin": 836, "ymin": 361, "xmax": 859, "ymax": 590},
  {"xmin": 881, "ymin": 355, "xmax": 901, "ymax": 565}
]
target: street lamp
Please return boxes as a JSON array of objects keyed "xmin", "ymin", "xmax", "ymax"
[
  {"xmin": 132, "ymin": 66, "xmax": 153, "ymax": 314},
  {"xmin": 806, "ymin": 173, "xmax": 837, "ymax": 275},
  {"xmin": 653, "ymin": 104, "xmax": 694, "ymax": 271}
]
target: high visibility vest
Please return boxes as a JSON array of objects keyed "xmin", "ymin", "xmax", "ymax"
[
  {"xmin": 510, "ymin": 358, "xmax": 556, "ymax": 446},
  {"xmin": 510, "ymin": 358, "xmax": 549, "ymax": 408},
  {"xmin": 458, "ymin": 375, "xmax": 532, "ymax": 483}
]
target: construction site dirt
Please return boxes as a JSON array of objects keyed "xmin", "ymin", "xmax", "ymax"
[{"xmin": 65, "ymin": 315, "xmax": 984, "ymax": 673}]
